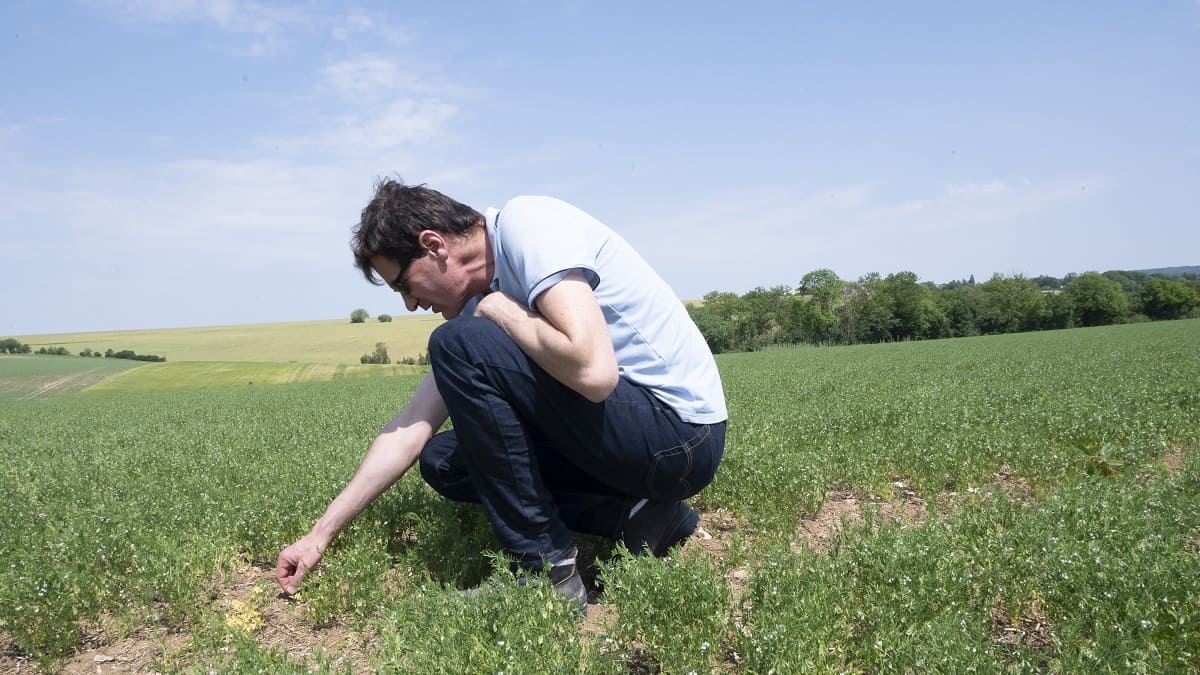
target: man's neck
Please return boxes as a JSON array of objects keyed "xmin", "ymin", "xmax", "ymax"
[{"xmin": 455, "ymin": 223, "xmax": 494, "ymax": 296}]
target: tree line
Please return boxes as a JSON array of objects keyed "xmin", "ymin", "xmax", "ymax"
[
  {"xmin": 688, "ymin": 269, "xmax": 1200, "ymax": 354},
  {"xmin": 0, "ymin": 339, "xmax": 166, "ymax": 361}
]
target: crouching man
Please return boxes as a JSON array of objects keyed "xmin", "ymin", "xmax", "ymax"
[{"xmin": 275, "ymin": 179, "xmax": 727, "ymax": 613}]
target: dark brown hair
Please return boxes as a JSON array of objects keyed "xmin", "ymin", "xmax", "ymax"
[{"xmin": 350, "ymin": 178, "xmax": 484, "ymax": 284}]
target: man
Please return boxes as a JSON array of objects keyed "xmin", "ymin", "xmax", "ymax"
[{"xmin": 275, "ymin": 179, "xmax": 727, "ymax": 613}]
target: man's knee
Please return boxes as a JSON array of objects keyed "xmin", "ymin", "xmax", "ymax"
[
  {"xmin": 419, "ymin": 431, "xmax": 478, "ymax": 502},
  {"xmin": 417, "ymin": 443, "xmax": 444, "ymax": 487}
]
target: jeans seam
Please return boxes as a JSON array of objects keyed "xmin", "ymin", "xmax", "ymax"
[{"xmin": 645, "ymin": 424, "xmax": 710, "ymax": 497}]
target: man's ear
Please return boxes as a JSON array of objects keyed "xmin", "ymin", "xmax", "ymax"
[{"xmin": 418, "ymin": 230, "xmax": 446, "ymax": 258}]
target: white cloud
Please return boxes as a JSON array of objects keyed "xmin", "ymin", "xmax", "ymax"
[
  {"xmin": 319, "ymin": 56, "xmax": 418, "ymax": 102},
  {"xmin": 332, "ymin": 8, "xmax": 373, "ymax": 39},
  {"xmin": 0, "ymin": 116, "xmax": 66, "ymax": 153},
  {"xmin": 91, "ymin": 0, "xmax": 308, "ymax": 54},
  {"xmin": 0, "ymin": 153, "xmax": 401, "ymax": 331},
  {"xmin": 615, "ymin": 175, "xmax": 1109, "ymax": 297},
  {"xmin": 331, "ymin": 9, "xmax": 408, "ymax": 43},
  {"xmin": 2, "ymin": 156, "xmax": 370, "ymax": 262},
  {"xmin": 864, "ymin": 177, "xmax": 1106, "ymax": 235},
  {"xmin": 941, "ymin": 179, "xmax": 1011, "ymax": 199},
  {"xmin": 259, "ymin": 98, "xmax": 458, "ymax": 155}
]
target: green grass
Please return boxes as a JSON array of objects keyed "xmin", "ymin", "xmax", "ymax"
[
  {"xmin": 0, "ymin": 355, "xmax": 145, "ymax": 402},
  {"xmin": 712, "ymin": 320, "xmax": 1200, "ymax": 528},
  {"xmin": 2, "ymin": 319, "xmax": 1198, "ymax": 671},
  {"xmin": 14, "ymin": 315, "xmax": 443, "ymax": 365}
]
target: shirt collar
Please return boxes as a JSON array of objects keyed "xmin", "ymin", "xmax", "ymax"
[{"xmin": 485, "ymin": 206, "xmax": 502, "ymax": 292}]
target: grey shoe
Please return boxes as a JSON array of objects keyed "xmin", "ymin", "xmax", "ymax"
[
  {"xmin": 621, "ymin": 500, "xmax": 699, "ymax": 557},
  {"xmin": 547, "ymin": 561, "xmax": 588, "ymax": 615},
  {"xmin": 458, "ymin": 559, "xmax": 588, "ymax": 616}
]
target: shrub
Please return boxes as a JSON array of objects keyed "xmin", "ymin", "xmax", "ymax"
[
  {"xmin": 360, "ymin": 342, "xmax": 390, "ymax": 364},
  {"xmin": 1, "ymin": 338, "xmax": 32, "ymax": 354},
  {"xmin": 378, "ymin": 314, "xmax": 393, "ymax": 323},
  {"xmin": 350, "ymin": 308, "xmax": 369, "ymax": 323},
  {"xmin": 398, "ymin": 351, "xmax": 430, "ymax": 366},
  {"xmin": 106, "ymin": 349, "xmax": 166, "ymax": 362},
  {"xmin": 35, "ymin": 346, "xmax": 71, "ymax": 356}
]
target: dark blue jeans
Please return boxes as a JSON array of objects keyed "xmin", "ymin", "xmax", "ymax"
[{"xmin": 420, "ymin": 316, "xmax": 725, "ymax": 569}]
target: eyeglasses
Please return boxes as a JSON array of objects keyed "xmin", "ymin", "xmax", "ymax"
[{"xmin": 387, "ymin": 263, "xmax": 412, "ymax": 295}]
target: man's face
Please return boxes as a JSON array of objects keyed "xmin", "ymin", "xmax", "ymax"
[{"xmin": 370, "ymin": 251, "xmax": 468, "ymax": 319}]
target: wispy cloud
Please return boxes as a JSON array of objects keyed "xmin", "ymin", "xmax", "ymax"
[
  {"xmin": 0, "ymin": 116, "xmax": 67, "ymax": 153},
  {"xmin": 258, "ymin": 98, "xmax": 458, "ymax": 155},
  {"xmin": 318, "ymin": 55, "xmax": 421, "ymax": 102},
  {"xmin": 262, "ymin": 49, "xmax": 473, "ymax": 156},
  {"xmin": 89, "ymin": 0, "xmax": 309, "ymax": 54},
  {"xmin": 331, "ymin": 9, "xmax": 408, "ymax": 44},
  {"xmin": 619, "ymin": 176, "xmax": 1108, "ymax": 296},
  {"xmin": 864, "ymin": 177, "xmax": 1107, "ymax": 235},
  {"xmin": 3, "ymin": 156, "xmax": 371, "ymax": 266}
]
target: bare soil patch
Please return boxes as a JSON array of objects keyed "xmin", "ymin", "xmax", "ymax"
[
  {"xmin": 795, "ymin": 482, "xmax": 928, "ymax": 552},
  {"xmin": 690, "ymin": 509, "xmax": 753, "ymax": 599},
  {"xmin": 0, "ymin": 619, "xmax": 188, "ymax": 674},
  {"xmin": 988, "ymin": 467, "xmax": 1035, "ymax": 502},
  {"xmin": 1162, "ymin": 446, "xmax": 1185, "ymax": 474},
  {"xmin": 1, "ymin": 563, "xmax": 375, "ymax": 674},
  {"xmin": 933, "ymin": 467, "xmax": 1037, "ymax": 515},
  {"xmin": 55, "ymin": 631, "xmax": 188, "ymax": 675},
  {"xmin": 990, "ymin": 594, "xmax": 1055, "ymax": 667},
  {"xmin": 201, "ymin": 563, "xmax": 375, "ymax": 674},
  {"xmin": 579, "ymin": 602, "xmax": 616, "ymax": 649}
]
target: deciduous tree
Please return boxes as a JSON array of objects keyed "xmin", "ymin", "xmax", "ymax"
[
  {"xmin": 1138, "ymin": 277, "xmax": 1200, "ymax": 320},
  {"xmin": 1066, "ymin": 272, "xmax": 1128, "ymax": 327}
]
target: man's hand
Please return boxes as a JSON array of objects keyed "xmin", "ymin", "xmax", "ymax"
[
  {"xmin": 272, "ymin": 374, "xmax": 447, "ymax": 596},
  {"xmin": 274, "ymin": 534, "xmax": 327, "ymax": 595},
  {"xmin": 472, "ymin": 271, "xmax": 618, "ymax": 403}
]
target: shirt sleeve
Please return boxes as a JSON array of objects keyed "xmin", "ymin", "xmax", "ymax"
[{"xmin": 497, "ymin": 196, "xmax": 601, "ymax": 309}]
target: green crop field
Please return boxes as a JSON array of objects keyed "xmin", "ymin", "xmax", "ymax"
[
  {"xmin": 14, "ymin": 314, "xmax": 444, "ymax": 365},
  {"xmin": 2, "ymin": 320, "xmax": 1198, "ymax": 672}
]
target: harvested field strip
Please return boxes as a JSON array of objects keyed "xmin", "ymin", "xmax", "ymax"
[
  {"xmin": 85, "ymin": 360, "xmax": 425, "ymax": 394},
  {"xmin": 0, "ymin": 355, "xmax": 143, "ymax": 402}
]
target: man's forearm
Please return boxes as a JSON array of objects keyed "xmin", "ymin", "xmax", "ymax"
[
  {"xmin": 308, "ymin": 373, "xmax": 448, "ymax": 548},
  {"xmin": 308, "ymin": 431, "xmax": 424, "ymax": 547}
]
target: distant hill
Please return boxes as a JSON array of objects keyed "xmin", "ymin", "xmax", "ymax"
[
  {"xmin": 1137, "ymin": 265, "xmax": 1200, "ymax": 277},
  {"xmin": 15, "ymin": 316, "xmax": 443, "ymax": 365}
]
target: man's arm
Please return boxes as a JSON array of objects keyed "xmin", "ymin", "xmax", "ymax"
[
  {"xmin": 474, "ymin": 269, "xmax": 618, "ymax": 403},
  {"xmin": 274, "ymin": 372, "xmax": 448, "ymax": 594}
]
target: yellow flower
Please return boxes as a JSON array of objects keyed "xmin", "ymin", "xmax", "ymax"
[{"xmin": 224, "ymin": 599, "xmax": 265, "ymax": 634}]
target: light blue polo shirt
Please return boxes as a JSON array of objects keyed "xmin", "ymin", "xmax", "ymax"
[{"xmin": 482, "ymin": 196, "xmax": 727, "ymax": 424}]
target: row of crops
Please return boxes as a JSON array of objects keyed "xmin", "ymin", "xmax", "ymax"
[{"xmin": 1, "ymin": 320, "xmax": 1198, "ymax": 671}]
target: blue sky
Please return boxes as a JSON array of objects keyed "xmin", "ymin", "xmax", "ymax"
[{"xmin": 2, "ymin": 1, "xmax": 1198, "ymax": 335}]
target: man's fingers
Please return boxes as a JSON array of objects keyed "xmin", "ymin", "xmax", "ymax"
[{"xmin": 274, "ymin": 541, "xmax": 323, "ymax": 596}]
